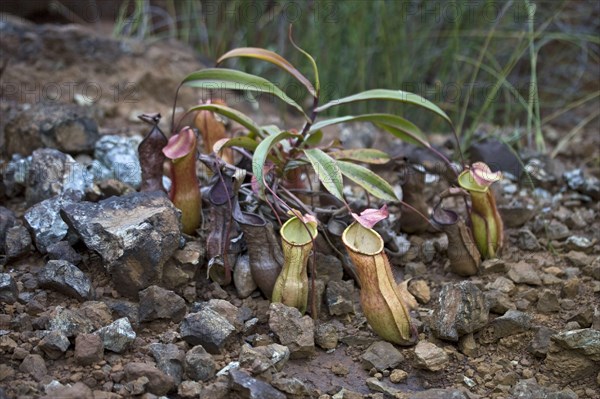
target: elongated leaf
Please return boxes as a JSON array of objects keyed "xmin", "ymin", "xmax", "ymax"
[
  {"xmin": 253, "ymin": 131, "xmax": 298, "ymax": 195},
  {"xmin": 337, "ymin": 160, "xmax": 398, "ymax": 202},
  {"xmin": 217, "ymin": 47, "xmax": 316, "ymax": 97},
  {"xmin": 315, "ymin": 89, "xmax": 452, "ymax": 125},
  {"xmin": 308, "ymin": 113, "xmax": 430, "ymax": 148},
  {"xmin": 303, "ymin": 148, "xmax": 344, "ymax": 201},
  {"xmin": 186, "ymin": 103, "xmax": 261, "ymax": 137},
  {"xmin": 182, "ymin": 69, "xmax": 309, "ymax": 121},
  {"xmin": 218, "ymin": 136, "xmax": 259, "ymax": 152},
  {"xmin": 330, "ymin": 148, "xmax": 390, "ymax": 164},
  {"xmin": 303, "ymin": 130, "xmax": 323, "ymax": 146}
]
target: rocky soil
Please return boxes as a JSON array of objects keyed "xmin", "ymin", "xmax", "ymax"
[{"xmin": 1, "ymin": 15, "xmax": 599, "ymax": 399}]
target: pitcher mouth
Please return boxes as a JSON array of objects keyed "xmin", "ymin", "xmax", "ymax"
[
  {"xmin": 281, "ymin": 217, "xmax": 317, "ymax": 246},
  {"xmin": 342, "ymin": 222, "xmax": 384, "ymax": 255}
]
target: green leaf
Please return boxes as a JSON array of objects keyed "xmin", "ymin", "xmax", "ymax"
[
  {"xmin": 337, "ymin": 160, "xmax": 398, "ymax": 202},
  {"xmin": 303, "ymin": 130, "xmax": 323, "ymax": 146},
  {"xmin": 308, "ymin": 113, "xmax": 430, "ymax": 148},
  {"xmin": 314, "ymin": 89, "xmax": 452, "ymax": 125},
  {"xmin": 253, "ymin": 131, "xmax": 298, "ymax": 195},
  {"xmin": 182, "ymin": 68, "xmax": 309, "ymax": 121},
  {"xmin": 185, "ymin": 103, "xmax": 261, "ymax": 137},
  {"xmin": 303, "ymin": 148, "xmax": 344, "ymax": 201},
  {"xmin": 219, "ymin": 136, "xmax": 259, "ymax": 152},
  {"xmin": 217, "ymin": 47, "xmax": 317, "ymax": 97},
  {"xmin": 329, "ymin": 148, "xmax": 390, "ymax": 164}
]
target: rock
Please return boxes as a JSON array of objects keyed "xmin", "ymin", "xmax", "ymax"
[
  {"xmin": 37, "ymin": 330, "xmax": 70, "ymax": 359},
  {"xmin": 94, "ymin": 317, "xmax": 136, "ymax": 353},
  {"xmin": 565, "ymin": 251, "xmax": 593, "ymax": 268},
  {"xmin": 485, "ymin": 290, "xmax": 515, "ymax": 314},
  {"xmin": 408, "ymin": 279, "xmax": 430, "ymax": 304},
  {"xmin": 0, "ymin": 206, "xmax": 17, "ymax": 254},
  {"xmin": 46, "ymin": 241, "xmax": 82, "ymax": 265},
  {"xmin": 4, "ymin": 102, "xmax": 99, "ymax": 156},
  {"xmin": 366, "ymin": 377, "xmax": 403, "ymax": 396},
  {"xmin": 78, "ymin": 301, "xmax": 113, "ymax": 330},
  {"xmin": 551, "ymin": 328, "xmax": 600, "ymax": 360},
  {"xmin": 194, "ymin": 299, "xmax": 244, "ymax": 331},
  {"xmin": 307, "ymin": 278, "xmax": 326, "ymax": 318},
  {"xmin": 458, "ymin": 333, "xmax": 478, "ymax": 357},
  {"xmin": 179, "ymin": 309, "xmax": 236, "ymax": 354},
  {"xmin": 546, "ymin": 220, "xmax": 570, "ymax": 241},
  {"xmin": 38, "ymin": 260, "xmax": 92, "ymax": 301},
  {"xmin": 537, "ymin": 290, "xmax": 560, "ymax": 313},
  {"xmin": 184, "ymin": 345, "xmax": 216, "ymax": 381},
  {"xmin": 389, "ymin": 368, "xmax": 408, "ymax": 383},
  {"xmin": 413, "ymin": 341, "xmax": 449, "ymax": 371},
  {"xmin": 480, "ymin": 258, "xmax": 508, "ymax": 274},
  {"xmin": 230, "ymin": 368, "xmax": 286, "ymax": 399},
  {"xmin": 529, "ymin": 326, "xmax": 556, "ymax": 358},
  {"xmin": 499, "ymin": 201, "xmax": 536, "ymax": 228},
  {"xmin": 431, "ymin": 281, "xmax": 489, "ymax": 342},
  {"xmin": 148, "ymin": 343, "xmax": 184, "ymax": 385},
  {"xmin": 405, "ymin": 262, "xmax": 427, "ymax": 277},
  {"xmin": 74, "ymin": 333, "xmax": 104, "ymax": 365},
  {"xmin": 61, "ymin": 192, "xmax": 180, "ymax": 298},
  {"xmin": 19, "ymin": 354, "xmax": 47, "ymax": 381},
  {"xmin": 517, "ymin": 229, "xmax": 541, "ymax": 251},
  {"xmin": 480, "ymin": 310, "xmax": 532, "ymax": 343},
  {"xmin": 25, "ymin": 149, "xmax": 87, "ymax": 206},
  {"xmin": 271, "ymin": 376, "xmax": 311, "ymax": 396},
  {"xmin": 138, "ymin": 285, "xmax": 186, "ymax": 323},
  {"xmin": 48, "ymin": 306, "xmax": 94, "ymax": 337},
  {"xmin": 315, "ymin": 322, "xmax": 339, "ymax": 350},
  {"xmin": 408, "ymin": 388, "xmax": 469, "ymax": 399},
  {"xmin": 326, "ymin": 280, "xmax": 355, "ymax": 316},
  {"xmin": 268, "ymin": 303, "xmax": 315, "ymax": 359},
  {"xmin": 124, "ymin": 362, "xmax": 175, "ymax": 396},
  {"xmin": 24, "ymin": 190, "xmax": 82, "ymax": 253},
  {"xmin": 234, "ymin": 254, "xmax": 257, "ymax": 299},
  {"xmin": 4, "ymin": 224, "xmax": 32, "ymax": 259},
  {"xmin": 178, "ymin": 381, "xmax": 204, "ymax": 398},
  {"xmin": 360, "ymin": 341, "xmax": 404, "ymax": 371},
  {"xmin": 565, "ymin": 236, "xmax": 594, "ymax": 253},
  {"xmin": 0, "ymin": 273, "xmax": 18, "ymax": 304},
  {"xmin": 315, "ymin": 253, "xmax": 344, "ymax": 283},
  {"xmin": 94, "ymin": 135, "xmax": 142, "ymax": 188},
  {"xmin": 507, "ymin": 262, "xmax": 542, "ymax": 285},
  {"xmin": 238, "ymin": 343, "xmax": 290, "ymax": 374},
  {"xmin": 562, "ymin": 278, "xmax": 581, "ymax": 299},
  {"xmin": 487, "ymin": 276, "xmax": 516, "ymax": 294},
  {"xmin": 42, "ymin": 382, "xmax": 94, "ymax": 399}
]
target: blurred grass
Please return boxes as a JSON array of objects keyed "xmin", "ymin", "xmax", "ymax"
[{"xmin": 113, "ymin": 0, "xmax": 600, "ymax": 149}]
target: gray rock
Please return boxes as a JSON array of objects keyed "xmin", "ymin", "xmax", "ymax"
[
  {"xmin": 407, "ymin": 388, "xmax": 468, "ymax": 399},
  {"xmin": 315, "ymin": 322, "xmax": 338, "ymax": 350},
  {"xmin": 48, "ymin": 306, "xmax": 94, "ymax": 337},
  {"xmin": 517, "ymin": 229, "xmax": 541, "ymax": 251},
  {"xmin": 551, "ymin": 328, "xmax": 600, "ymax": 361},
  {"xmin": 61, "ymin": 192, "xmax": 180, "ymax": 298},
  {"xmin": 179, "ymin": 308, "xmax": 236, "ymax": 354},
  {"xmin": 193, "ymin": 299, "xmax": 244, "ymax": 331},
  {"xmin": 480, "ymin": 310, "xmax": 532, "ymax": 343},
  {"xmin": 178, "ymin": 381, "xmax": 204, "ymax": 398},
  {"xmin": 19, "ymin": 354, "xmax": 47, "ymax": 381},
  {"xmin": 233, "ymin": 254, "xmax": 257, "ymax": 299},
  {"xmin": 326, "ymin": 280, "xmax": 355, "ymax": 316},
  {"xmin": 529, "ymin": 326, "xmax": 556, "ymax": 358},
  {"xmin": 508, "ymin": 262, "xmax": 542, "ymax": 285},
  {"xmin": 480, "ymin": 258, "xmax": 508, "ymax": 274},
  {"xmin": 124, "ymin": 362, "xmax": 175, "ymax": 396},
  {"xmin": 405, "ymin": 262, "xmax": 427, "ymax": 277},
  {"xmin": 4, "ymin": 102, "xmax": 99, "ymax": 156},
  {"xmin": 546, "ymin": 220, "xmax": 570, "ymax": 241},
  {"xmin": 38, "ymin": 260, "xmax": 92, "ymax": 301},
  {"xmin": 138, "ymin": 285, "xmax": 186, "ymax": 323},
  {"xmin": 25, "ymin": 149, "xmax": 87, "ymax": 206},
  {"xmin": 499, "ymin": 201, "xmax": 536, "ymax": 228},
  {"xmin": 537, "ymin": 290, "xmax": 560, "ymax": 313},
  {"xmin": 184, "ymin": 345, "xmax": 216, "ymax": 381},
  {"xmin": 94, "ymin": 135, "xmax": 142, "ymax": 188},
  {"xmin": 94, "ymin": 317, "xmax": 136, "ymax": 353},
  {"xmin": 4, "ymin": 224, "xmax": 32, "ymax": 259},
  {"xmin": 37, "ymin": 330, "xmax": 70, "ymax": 359},
  {"xmin": 565, "ymin": 236, "xmax": 594, "ymax": 253},
  {"xmin": 46, "ymin": 241, "xmax": 82, "ymax": 265},
  {"xmin": 238, "ymin": 343, "xmax": 290, "ymax": 374},
  {"xmin": 24, "ymin": 191, "xmax": 82, "ymax": 254},
  {"xmin": 1, "ymin": 154, "xmax": 29, "ymax": 198},
  {"xmin": 366, "ymin": 377, "xmax": 403, "ymax": 396},
  {"xmin": 148, "ymin": 343, "xmax": 185, "ymax": 385},
  {"xmin": 271, "ymin": 376, "xmax": 311, "ymax": 396},
  {"xmin": 230, "ymin": 368, "xmax": 286, "ymax": 399},
  {"xmin": 315, "ymin": 253, "xmax": 344, "ymax": 283},
  {"xmin": 74, "ymin": 333, "xmax": 104, "ymax": 365},
  {"xmin": 268, "ymin": 303, "xmax": 315, "ymax": 359},
  {"xmin": 0, "ymin": 273, "xmax": 18, "ymax": 304},
  {"xmin": 485, "ymin": 290, "xmax": 515, "ymax": 314},
  {"xmin": 0, "ymin": 206, "xmax": 17, "ymax": 254},
  {"xmin": 413, "ymin": 341, "xmax": 449, "ymax": 371},
  {"xmin": 487, "ymin": 276, "xmax": 516, "ymax": 294},
  {"xmin": 360, "ymin": 341, "xmax": 404, "ymax": 371},
  {"xmin": 431, "ymin": 281, "xmax": 489, "ymax": 342}
]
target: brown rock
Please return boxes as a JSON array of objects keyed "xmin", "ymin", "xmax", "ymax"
[
  {"xmin": 75, "ymin": 333, "xmax": 104, "ymax": 365},
  {"xmin": 19, "ymin": 354, "xmax": 47, "ymax": 381},
  {"xmin": 124, "ymin": 362, "xmax": 175, "ymax": 396}
]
